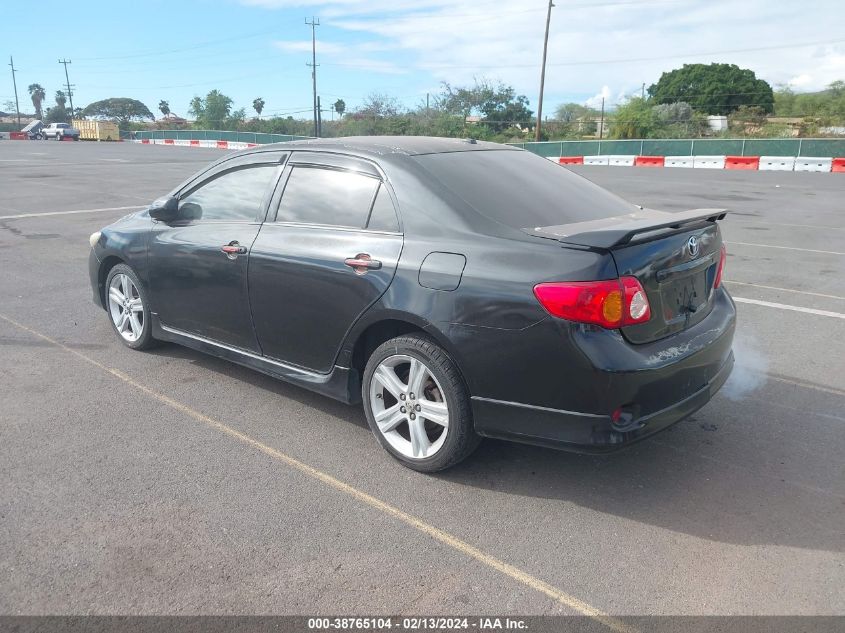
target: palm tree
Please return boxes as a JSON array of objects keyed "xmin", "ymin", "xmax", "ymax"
[
  {"xmin": 28, "ymin": 84, "xmax": 46, "ymax": 119},
  {"xmin": 252, "ymin": 97, "xmax": 265, "ymax": 117},
  {"xmin": 55, "ymin": 90, "xmax": 67, "ymax": 109},
  {"xmin": 158, "ymin": 100, "xmax": 170, "ymax": 118}
]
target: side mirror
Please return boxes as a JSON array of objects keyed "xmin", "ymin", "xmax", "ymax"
[{"xmin": 149, "ymin": 196, "xmax": 179, "ymax": 222}]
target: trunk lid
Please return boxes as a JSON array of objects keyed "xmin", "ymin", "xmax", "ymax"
[{"xmin": 527, "ymin": 208, "xmax": 727, "ymax": 344}]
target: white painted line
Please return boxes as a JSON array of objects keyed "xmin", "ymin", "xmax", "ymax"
[
  {"xmin": 0, "ymin": 205, "xmax": 143, "ymax": 220},
  {"xmin": 733, "ymin": 296, "xmax": 845, "ymax": 319},
  {"xmin": 726, "ymin": 241, "xmax": 845, "ymax": 256},
  {"xmin": 724, "ymin": 280, "xmax": 844, "ymax": 301},
  {"xmin": 0, "ymin": 159, "xmax": 30, "ymax": 162},
  {"xmin": 737, "ymin": 222, "xmax": 845, "ymax": 231}
]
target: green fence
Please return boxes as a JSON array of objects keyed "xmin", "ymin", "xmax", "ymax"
[
  {"xmin": 132, "ymin": 130, "xmax": 312, "ymax": 144},
  {"xmin": 514, "ymin": 138, "xmax": 845, "ymax": 158},
  {"xmin": 133, "ymin": 130, "xmax": 845, "ymax": 157}
]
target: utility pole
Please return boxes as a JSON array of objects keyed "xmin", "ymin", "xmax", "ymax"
[
  {"xmin": 641, "ymin": 82, "xmax": 645, "ymax": 99},
  {"xmin": 58, "ymin": 59, "xmax": 75, "ymax": 118},
  {"xmin": 599, "ymin": 97, "xmax": 605, "ymax": 140},
  {"xmin": 8, "ymin": 56, "xmax": 20, "ymax": 127},
  {"xmin": 535, "ymin": 0, "xmax": 554, "ymax": 142},
  {"xmin": 305, "ymin": 17, "xmax": 320, "ymax": 138},
  {"xmin": 317, "ymin": 95, "xmax": 322, "ymax": 137}
]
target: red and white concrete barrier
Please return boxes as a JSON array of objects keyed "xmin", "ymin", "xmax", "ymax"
[
  {"xmin": 759, "ymin": 156, "xmax": 796, "ymax": 171},
  {"xmin": 665, "ymin": 156, "xmax": 694, "ymax": 168}
]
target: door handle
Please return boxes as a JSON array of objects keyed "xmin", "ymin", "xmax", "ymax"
[
  {"xmin": 221, "ymin": 241, "xmax": 248, "ymax": 259},
  {"xmin": 344, "ymin": 253, "xmax": 382, "ymax": 274}
]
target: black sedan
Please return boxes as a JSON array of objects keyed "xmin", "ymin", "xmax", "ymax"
[{"xmin": 88, "ymin": 137, "xmax": 735, "ymax": 472}]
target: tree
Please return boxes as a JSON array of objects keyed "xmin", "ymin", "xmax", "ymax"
[
  {"xmin": 189, "ymin": 89, "xmax": 235, "ymax": 129},
  {"xmin": 479, "ymin": 90, "xmax": 532, "ymax": 133},
  {"xmin": 610, "ymin": 97, "xmax": 656, "ymax": 139},
  {"xmin": 158, "ymin": 100, "xmax": 170, "ymax": 118},
  {"xmin": 435, "ymin": 79, "xmax": 532, "ymax": 132},
  {"xmin": 28, "ymin": 84, "xmax": 46, "ymax": 119},
  {"xmin": 774, "ymin": 80, "xmax": 845, "ymax": 120},
  {"xmin": 554, "ymin": 102, "xmax": 597, "ymax": 122},
  {"xmin": 252, "ymin": 97, "xmax": 265, "ymax": 117},
  {"xmin": 44, "ymin": 91, "xmax": 69, "ymax": 123},
  {"xmin": 82, "ymin": 98, "xmax": 155, "ymax": 124},
  {"xmin": 648, "ymin": 63, "xmax": 774, "ymax": 114},
  {"xmin": 333, "ymin": 99, "xmax": 345, "ymax": 118},
  {"xmin": 356, "ymin": 93, "xmax": 402, "ymax": 118}
]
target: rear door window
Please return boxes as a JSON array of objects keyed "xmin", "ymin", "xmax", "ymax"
[
  {"xmin": 366, "ymin": 184, "xmax": 399, "ymax": 232},
  {"xmin": 414, "ymin": 150, "xmax": 636, "ymax": 229},
  {"xmin": 275, "ymin": 166, "xmax": 380, "ymax": 229}
]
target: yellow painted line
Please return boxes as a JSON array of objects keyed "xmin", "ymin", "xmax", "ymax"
[{"xmin": 0, "ymin": 312, "xmax": 634, "ymax": 633}]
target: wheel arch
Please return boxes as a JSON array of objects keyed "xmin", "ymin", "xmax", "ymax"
[
  {"xmin": 345, "ymin": 311, "xmax": 471, "ymax": 402},
  {"xmin": 97, "ymin": 255, "xmax": 126, "ymax": 307}
]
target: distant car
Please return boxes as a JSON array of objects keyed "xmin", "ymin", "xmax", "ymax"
[
  {"xmin": 42, "ymin": 123, "xmax": 79, "ymax": 141},
  {"xmin": 87, "ymin": 137, "xmax": 735, "ymax": 472}
]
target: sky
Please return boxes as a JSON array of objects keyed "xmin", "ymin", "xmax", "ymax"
[{"xmin": 3, "ymin": 0, "xmax": 845, "ymax": 120}]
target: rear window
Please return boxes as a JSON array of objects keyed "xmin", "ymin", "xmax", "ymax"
[{"xmin": 413, "ymin": 150, "xmax": 635, "ymax": 229}]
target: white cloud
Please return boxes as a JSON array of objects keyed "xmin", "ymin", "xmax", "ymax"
[
  {"xmin": 245, "ymin": 0, "xmax": 845, "ymax": 103},
  {"xmin": 585, "ymin": 86, "xmax": 612, "ymax": 109}
]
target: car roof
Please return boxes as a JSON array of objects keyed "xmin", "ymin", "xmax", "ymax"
[{"xmin": 255, "ymin": 136, "xmax": 519, "ymax": 159}]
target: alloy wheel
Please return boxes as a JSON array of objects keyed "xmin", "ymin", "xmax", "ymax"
[
  {"xmin": 107, "ymin": 273, "xmax": 144, "ymax": 342},
  {"xmin": 369, "ymin": 354, "xmax": 449, "ymax": 459}
]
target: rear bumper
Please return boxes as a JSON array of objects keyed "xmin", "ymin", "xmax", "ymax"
[
  {"xmin": 472, "ymin": 350, "xmax": 733, "ymax": 452},
  {"xmin": 467, "ymin": 288, "xmax": 736, "ymax": 452}
]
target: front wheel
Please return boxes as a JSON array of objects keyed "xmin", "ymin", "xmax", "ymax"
[
  {"xmin": 105, "ymin": 263, "xmax": 157, "ymax": 350},
  {"xmin": 362, "ymin": 334, "xmax": 480, "ymax": 472}
]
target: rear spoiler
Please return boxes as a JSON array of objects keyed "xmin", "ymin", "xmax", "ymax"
[{"xmin": 524, "ymin": 208, "xmax": 728, "ymax": 249}]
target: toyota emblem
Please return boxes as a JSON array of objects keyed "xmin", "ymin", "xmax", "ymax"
[{"xmin": 687, "ymin": 236, "xmax": 700, "ymax": 258}]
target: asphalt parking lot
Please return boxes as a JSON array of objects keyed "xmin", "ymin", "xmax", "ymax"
[{"xmin": 0, "ymin": 141, "xmax": 843, "ymax": 619}]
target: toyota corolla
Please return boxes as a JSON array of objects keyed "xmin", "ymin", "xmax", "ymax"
[{"xmin": 88, "ymin": 137, "xmax": 735, "ymax": 472}]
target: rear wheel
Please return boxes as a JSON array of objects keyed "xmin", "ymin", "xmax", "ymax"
[
  {"xmin": 105, "ymin": 264, "xmax": 157, "ymax": 350},
  {"xmin": 362, "ymin": 334, "xmax": 480, "ymax": 472}
]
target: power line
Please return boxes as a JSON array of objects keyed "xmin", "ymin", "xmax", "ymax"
[{"xmin": 75, "ymin": 27, "xmax": 279, "ymax": 62}]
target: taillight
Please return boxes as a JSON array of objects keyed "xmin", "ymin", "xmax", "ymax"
[
  {"xmin": 714, "ymin": 244, "xmax": 727, "ymax": 289},
  {"xmin": 533, "ymin": 276, "xmax": 651, "ymax": 329}
]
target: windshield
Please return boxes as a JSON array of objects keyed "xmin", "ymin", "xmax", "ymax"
[{"xmin": 413, "ymin": 150, "xmax": 636, "ymax": 229}]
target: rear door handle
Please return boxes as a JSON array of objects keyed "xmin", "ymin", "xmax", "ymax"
[
  {"xmin": 344, "ymin": 253, "xmax": 382, "ymax": 274},
  {"xmin": 221, "ymin": 241, "xmax": 248, "ymax": 259}
]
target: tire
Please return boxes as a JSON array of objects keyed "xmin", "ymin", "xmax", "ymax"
[
  {"xmin": 362, "ymin": 334, "xmax": 480, "ymax": 472},
  {"xmin": 104, "ymin": 263, "xmax": 157, "ymax": 350}
]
